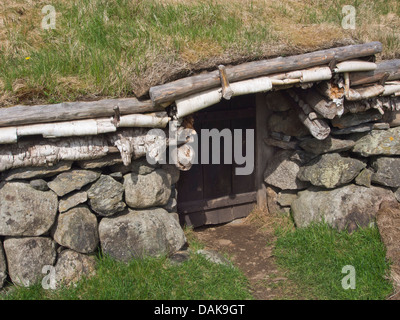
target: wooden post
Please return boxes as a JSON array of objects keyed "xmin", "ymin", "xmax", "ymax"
[
  {"xmin": 255, "ymin": 93, "xmax": 270, "ymax": 209},
  {"xmin": 218, "ymin": 65, "xmax": 234, "ymax": 100}
]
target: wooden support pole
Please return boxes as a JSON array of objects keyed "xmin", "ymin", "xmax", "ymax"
[
  {"xmin": 0, "ymin": 98, "xmax": 161, "ymax": 128},
  {"xmin": 255, "ymin": 93, "xmax": 270, "ymax": 209},
  {"xmin": 218, "ymin": 65, "xmax": 234, "ymax": 100}
]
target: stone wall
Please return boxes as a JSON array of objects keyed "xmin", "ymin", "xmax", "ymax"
[
  {"xmin": 264, "ymin": 91, "xmax": 400, "ymax": 233},
  {"xmin": 2, "ymin": 89, "xmax": 400, "ymax": 290},
  {"xmin": 0, "ymin": 157, "xmax": 186, "ymax": 288}
]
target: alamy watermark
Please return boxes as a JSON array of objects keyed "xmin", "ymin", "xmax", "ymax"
[
  {"xmin": 42, "ymin": 265, "xmax": 56, "ymax": 290},
  {"xmin": 341, "ymin": 265, "xmax": 356, "ymax": 290},
  {"xmin": 41, "ymin": 5, "xmax": 56, "ymax": 30},
  {"xmin": 145, "ymin": 120, "xmax": 255, "ymax": 176},
  {"xmin": 342, "ymin": 5, "xmax": 356, "ymax": 30}
]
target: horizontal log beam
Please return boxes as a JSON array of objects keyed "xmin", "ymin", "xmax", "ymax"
[
  {"xmin": 149, "ymin": 42, "xmax": 383, "ymax": 105},
  {"xmin": 0, "ymin": 127, "xmax": 194, "ymax": 172},
  {"xmin": 0, "ymin": 113, "xmax": 170, "ymax": 144},
  {"xmin": 350, "ymin": 59, "xmax": 400, "ymax": 86},
  {"xmin": 0, "ymin": 98, "xmax": 162, "ymax": 128}
]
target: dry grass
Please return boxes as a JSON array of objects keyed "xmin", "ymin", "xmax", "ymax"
[
  {"xmin": 0, "ymin": 0, "xmax": 399, "ymax": 106},
  {"xmin": 244, "ymin": 205, "xmax": 295, "ymax": 236}
]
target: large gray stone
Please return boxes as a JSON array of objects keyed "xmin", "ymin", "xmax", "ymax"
[
  {"xmin": 297, "ymin": 153, "xmax": 366, "ymax": 189},
  {"xmin": 264, "ymin": 150, "xmax": 310, "ymax": 190},
  {"xmin": 3, "ymin": 237, "xmax": 56, "ymax": 287},
  {"xmin": 1, "ymin": 161, "xmax": 73, "ymax": 181},
  {"xmin": 53, "ymin": 206, "xmax": 99, "ymax": 254},
  {"xmin": 59, "ymin": 191, "xmax": 88, "ymax": 213},
  {"xmin": 291, "ymin": 185, "xmax": 396, "ymax": 232},
  {"xmin": 299, "ymin": 136, "xmax": 355, "ymax": 155},
  {"xmin": 371, "ymin": 157, "xmax": 400, "ymax": 188},
  {"xmin": 124, "ymin": 169, "xmax": 171, "ymax": 209},
  {"xmin": 0, "ymin": 241, "xmax": 6, "ymax": 289},
  {"xmin": 54, "ymin": 250, "xmax": 96, "ymax": 288},
  {"xmin": 87, "ymin": 175, "xmax": 125, "ymax": 216},
  {"xmin": 48, "ymin": 170, "xmax": 100, "ymax": 197},
  {"xmin": 0, "ymin": 182, "xmax": 58, "ymax": 236},
  {"xmin": 99, "ymin": 208, "xmax": 186, "ymax": 262},
  {"xmin": 352, "ymin": 127, "xmax": 400, "ymax": 157}
]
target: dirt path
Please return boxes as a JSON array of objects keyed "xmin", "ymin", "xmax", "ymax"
[{"xmin": 193, "ymin": 219, "xmax": 294, "ymax": 300}]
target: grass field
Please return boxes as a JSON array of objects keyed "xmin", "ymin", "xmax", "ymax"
[
  {"xmin": 1, "ymin": 232, "xmax": 253, "ymax": 300},
  {"xmin": 1, "ymin": 219, "xmax": 394, "ymax": 300},
  {"xmin": 274, "ymin": 222, "xmax": 394, "ymax": 300},
  {"xmin": 0, "ymin": 0, "xmax": 399, "ymax": 106}
]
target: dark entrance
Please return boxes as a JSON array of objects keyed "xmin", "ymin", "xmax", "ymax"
[{"xmin": 177, "ymin": 95, "xmax": 257, "ymax": 227}]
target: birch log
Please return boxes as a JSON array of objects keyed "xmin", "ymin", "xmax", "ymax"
[
  {"xmin": 300, "ymin": 66, "xmax": 332, "ymax": 82},
  {"xmin": 118, "ymin": 113, "xmax": 170, "ymax": 128},
  {"xmin": 297, "ymin": 110, "xmax": 331, "ymax": 140},
  {"xmin": 175, "ymin": 77, "xmax": 273, "ymax": 118},
  {"xmin": 0, "ymin": 136, "xmax": 110, "ymax": 172},
  {"xmin": 230, "ymin": 77, "xmax": 273, "ymax": 96},
  {"xmin": 269, "ymin": 66, "xmax": 331, "ymax": 83},
  {"xmin": 382, "ymin": 83, "xmax": 400, "ymax": 96},
  {"xmin": 150, "ymin": 42, "xmax": 383, "ymax": 105},
  {"xmin": 333, "ymin": 60, "xmax": 377, "ymax": 73},
  {"xmin": 170, "ymin": 144, "xmax": 195, "ymax": 171},
  {"xmin": 176, "ymin": 89, "xmax": 223, "ymax": 119},
  {"xmin": 0, "ymin": 125, "xmax": 196, "ymax": 172},
  {"xmin": 0, "ymin": 113, "xmax": 170, "ymax": 144},
  {"xmin": 346, "ymin": 85, "xmax": 385, "ymax": 101}
]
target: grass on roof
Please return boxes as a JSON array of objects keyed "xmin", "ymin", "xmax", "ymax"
[{"xmin": 0, "ymin": 0, "xmax": 399, "ymax": 106}]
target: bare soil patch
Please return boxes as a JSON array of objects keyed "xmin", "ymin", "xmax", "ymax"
[{"xmin": 193, "ymin": 218, "xmax": 302, "ymax": 300}]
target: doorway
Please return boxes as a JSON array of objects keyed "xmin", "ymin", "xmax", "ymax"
[{"xmin": 177, "ymin": 94, "xmax": 257, "ymax": 227}]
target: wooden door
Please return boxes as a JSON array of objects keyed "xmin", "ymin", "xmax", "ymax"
[{"xmin": 177, "ymin": 95, "xmax": 256, "ymax": 227}]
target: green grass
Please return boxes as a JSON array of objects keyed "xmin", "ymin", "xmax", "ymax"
[
  {"xmin": 1, "ymin": 0, "xmax": 399, "ymax": 106},
  {"xmin": 0, "ymin": 0, "xmax": 275, "ymax": 105},
  {"xmin": 1, "ymin": 250, "xmax": 253, "ymax": 300},
  {"xmin": 274, "ymin": 222, "xmax": 394, "ymax": 300}
]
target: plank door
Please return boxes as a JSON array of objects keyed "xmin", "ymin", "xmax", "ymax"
[{"xmin": 177, "ymin": 95, "xmax": 256, "ymax": 227}]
